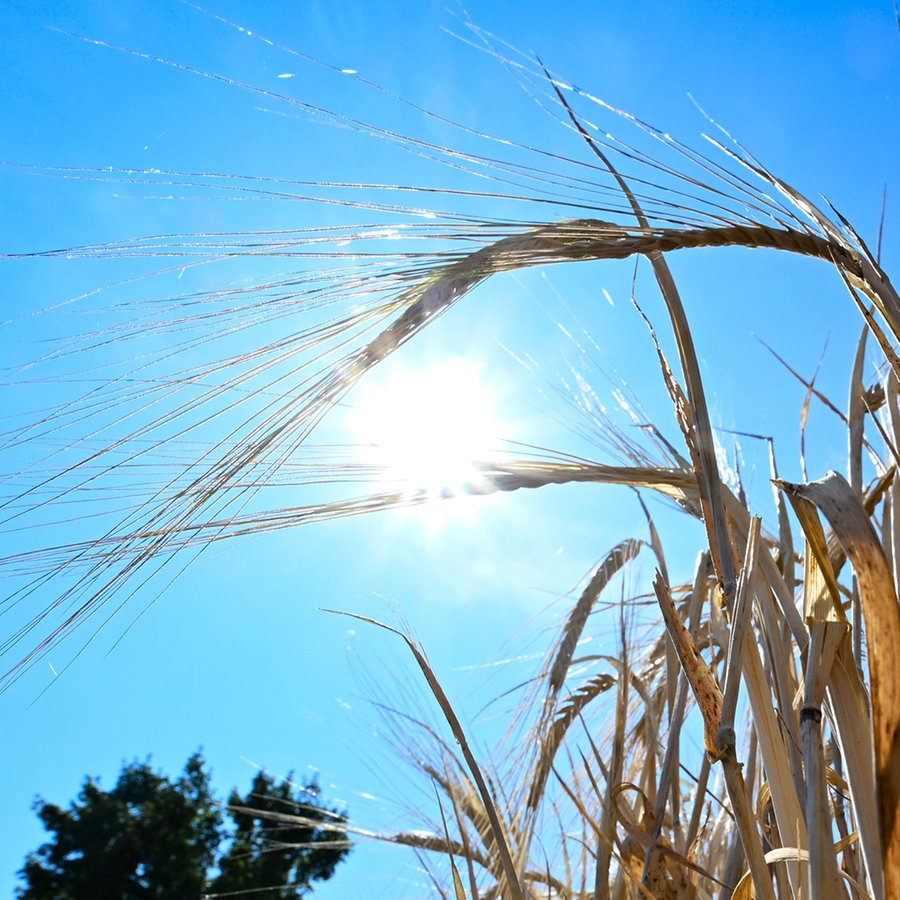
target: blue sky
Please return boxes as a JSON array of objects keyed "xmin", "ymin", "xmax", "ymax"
[{"xmin": 1, "ymin": 2, "xmax": 898, "ymax": 897}]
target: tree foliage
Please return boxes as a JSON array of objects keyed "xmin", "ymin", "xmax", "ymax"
[
  {"xmin": 209, "ymin": 772, "xmax": 349, "ymax": 898},
  {"xmin": 17, "ymin": 754, "xmax": 350, "ymax": 899}
]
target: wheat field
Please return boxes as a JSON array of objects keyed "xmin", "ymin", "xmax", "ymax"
[{"xmin": 3, "ymin": 5, "xmax": 899, "ymax": 898}]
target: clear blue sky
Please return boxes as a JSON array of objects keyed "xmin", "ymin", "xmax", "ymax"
[{"xmin": 1, "ymin": 2, "xmax": 898, "ymax": 897}]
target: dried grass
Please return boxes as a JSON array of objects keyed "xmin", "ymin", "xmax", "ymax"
[{"xmin": 3, "ymin": 21, "xmax": 900, "ymax": 900}]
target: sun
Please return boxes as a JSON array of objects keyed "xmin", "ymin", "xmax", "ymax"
[{"xmin": 345, "ymin": 357, "xmax": 508, "ymax": 500}]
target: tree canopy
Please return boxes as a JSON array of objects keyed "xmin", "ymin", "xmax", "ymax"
[
  {"xmin": 18, "ymin": 753, "xmax": 350, "ymax": 899},
  {"xmin": 208, "ymin": 771, "xmax": 349, "ymax": 898}
]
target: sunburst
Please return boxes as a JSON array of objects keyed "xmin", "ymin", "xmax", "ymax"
[{"xmin": 345, "ymin": 357, "xmax": 509, "ymax": 500}]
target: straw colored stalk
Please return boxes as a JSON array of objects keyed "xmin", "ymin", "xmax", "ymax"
[
  {"xmin": 326, "ymin": 611, "xmax": 526, "ymax": 900},
  {"xmin": 780, "ymin": 472, "xmax": 900, "ymax": 898},
  {"xmin": 357, "ymin": 219, "xmax": 898, "ymax": 371}
]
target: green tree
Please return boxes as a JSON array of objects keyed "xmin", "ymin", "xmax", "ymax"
[
  {"xmin": 18, "ymin": 753, "xmax": 222, "ymax": 899},
  {"xmin": 18, "ymin": 755, "xmax": 350, "ymax": 899},
  {"xmin": 209, "ymin": 772, "xmax": 350, "ymax": 898}
]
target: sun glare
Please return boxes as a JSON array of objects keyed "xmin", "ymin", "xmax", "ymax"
[{"xmin": 346, "ymin": 358, "xmax": 508, "ymax": 499}]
